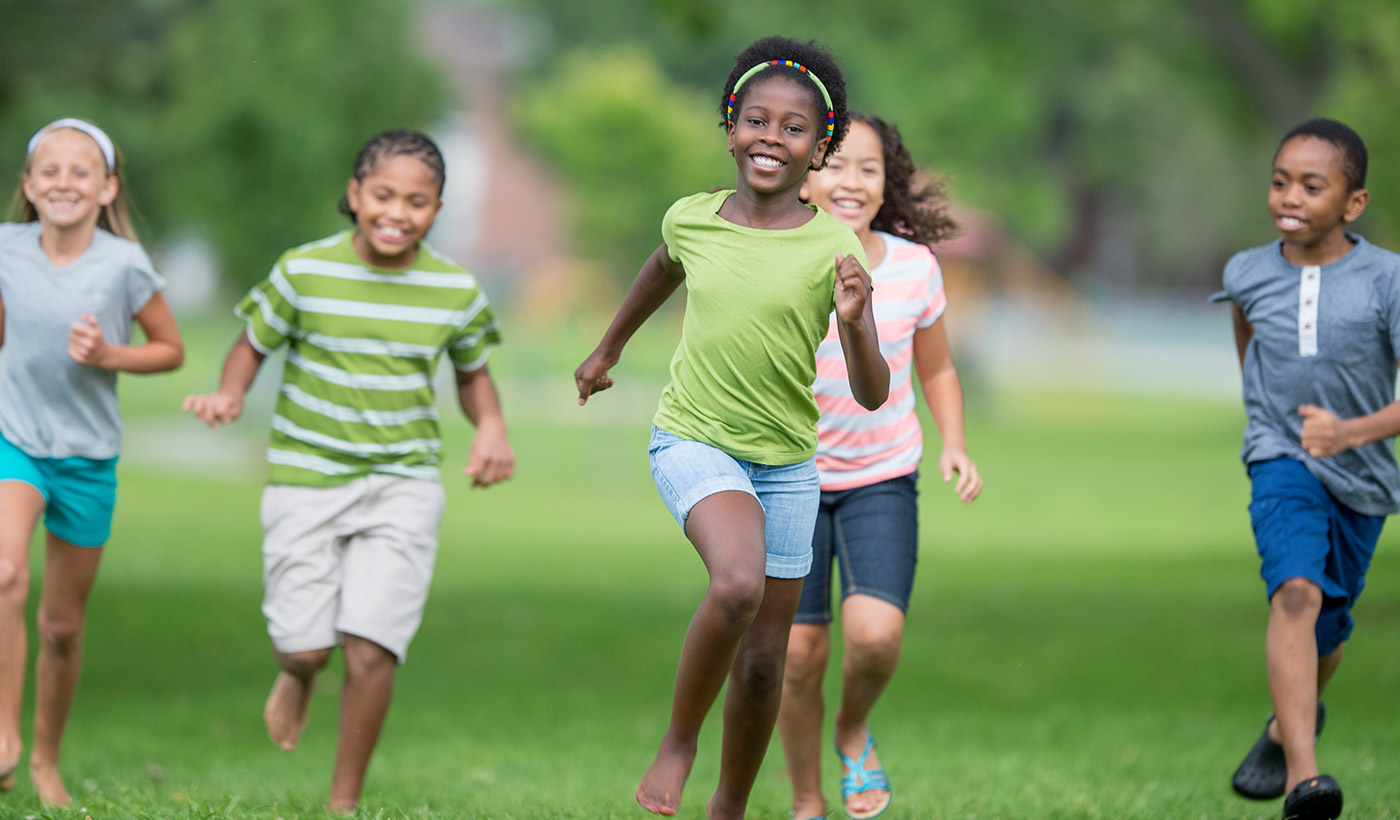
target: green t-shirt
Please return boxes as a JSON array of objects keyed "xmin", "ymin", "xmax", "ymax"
[
  {"xmin": 653, "ymin": 190, "xmax": 865, "ymax": 464},
  {"xmin": 236, "ymin": 230, "xmax": 501, "ymax": 487}
]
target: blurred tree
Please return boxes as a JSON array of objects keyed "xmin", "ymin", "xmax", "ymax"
[
  {"xmin": 0, "ymin": 0, "xmax": 446, "ymax": 288},
  {"xmin": 507, "ymin": 0, "xmax": 1400, "ymax": 291},
  {"xmin": 513, "ymin": 46, "xmax": 734, "ymax": 278}
]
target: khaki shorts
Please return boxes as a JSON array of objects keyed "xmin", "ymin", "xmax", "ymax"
[{"xmin": 260, "ymin": 474, "xmax": 445, "ymax": 663}]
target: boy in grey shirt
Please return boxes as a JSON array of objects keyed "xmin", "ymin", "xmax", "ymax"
[{"xmin": 1219, "ymin": 119, "xmax": 1400, "ymax": 820}]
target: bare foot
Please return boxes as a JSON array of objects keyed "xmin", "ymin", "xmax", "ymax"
[
  {"xmin": 706, "ymin": 794, "xmax": 748, "ymax": 820},
  {"xmin": 790, "ymin": 796, "xmax": 827, "ymax": 820},
  {"xmin": 29, "ymin": 759, "xmax": 70, "ymax": 807},
  {"xmin": 327, "ymin": 796, "xmax": 357, "ymax": 815},
  {"xmin": 636, "ymin": 735, "xmax": 696, "ymax": 816},
  {"xmin": 263, "ymin": 671, "xmax": 316, "ymax": 751}
]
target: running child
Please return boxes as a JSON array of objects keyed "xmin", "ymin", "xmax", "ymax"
[
  {"xmin": 776, "ymin": 111, "xmax": 981, "ymax": 820},
  {"xmin": 182, "ymin": 130, "xmax": 513, "ymax": 814},
  {"xmin": 0, "ymin": 118, "xmax": 184, "ymax": 806},
  {"xmin": 575, "ymin": 36, "xmax": 889, "ymax": 820},
  {"xmin": 1219, "ymin": 118, "xmax": 1400, "ymax": 820}
]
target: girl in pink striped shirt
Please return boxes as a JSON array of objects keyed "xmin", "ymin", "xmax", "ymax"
[{"xmin": 776, "ymin": 112, "xmax": 982, "ymax": 820}]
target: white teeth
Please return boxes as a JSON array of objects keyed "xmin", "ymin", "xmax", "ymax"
[
  {"xmin": 752, "ymin": 155, "xmax": 783, "ymax": 169},
  {"xmin": 379, "ymin": 226, "xmax": 405, "ymax": 239},
  {"xmin": 834, "ymin": 199, "xmax": 862, "ymax": 210},
  {"xmin": 1279, "ymin": 216, "xmax": 1304, "ymax": 228}
]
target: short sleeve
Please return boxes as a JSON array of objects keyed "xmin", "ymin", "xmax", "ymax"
[
  {"xmin": 448, "ymin": 289, "xmax": 502, "ymax": 372},
  {"xmin": 915, "ymin": 249, "xmax": 948, "ymax": 329},
  {"xmin": 123, "ymin": 242, "xmax": 164, "ymax": 316},
  {"xmin": 1383, "ymin": 269, "xmax": 1400, "ymax": 361},
  {"xmin": 661, "ymin": 199, "xmax": 683, "ymax": 263},
  {"xmin": 234, "ymin": 257, "xmax": 299, "ymax": 354}
]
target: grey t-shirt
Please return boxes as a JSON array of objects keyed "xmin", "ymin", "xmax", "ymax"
[
  {"xmin": 1220, "ymin": 234, "xmax": 1400, "ymax": 516},
  {"xmin": 0, "ymin": 222, "xmax": 163, "ymax": 459}
]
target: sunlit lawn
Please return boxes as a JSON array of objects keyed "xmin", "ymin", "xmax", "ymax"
[{"xmin": 5, "ymin": 315, "xmax": 1398, "ymax": 819}]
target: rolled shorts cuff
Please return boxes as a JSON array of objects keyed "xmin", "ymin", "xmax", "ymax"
[{"xmin": 766, "ymin": 551, "xmax": 812, "ymax": 580}]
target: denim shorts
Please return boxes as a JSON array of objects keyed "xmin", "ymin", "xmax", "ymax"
[
  {"xmin": 795, "ymin": 472, "xmax": 919, "ymax": 624},
  {"xmin": 0, "ymin": 432, "xmax": 118, "ymax": 548},
  {"xmin": 648, "ymin": 427, "xmax": 820, "ymax": 579},
  {"xmin": 1249, "ymin": 457, "xmax": 1385, "ymax": 655}
]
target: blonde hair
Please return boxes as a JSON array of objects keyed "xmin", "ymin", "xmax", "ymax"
[{"xmin": 8, "ymin": 120, "xmax": 139, "ymax": 242}]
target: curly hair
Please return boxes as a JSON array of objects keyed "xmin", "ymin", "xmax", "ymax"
[
  {"xmin": 338, "ymin": 129, "xmax": 446, "ymax": 224},
  {"xmin": 851, "ymin": 111, "xmax": 959, "ymax": 247},
  {"xmin": 719, "ymin": 36, "xmax": 849, "ymax": 169}
]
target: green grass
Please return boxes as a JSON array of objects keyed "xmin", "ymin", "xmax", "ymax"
[{"xmin": 5, "ymin": 316, "xmax": 1399, "ymax": 819}]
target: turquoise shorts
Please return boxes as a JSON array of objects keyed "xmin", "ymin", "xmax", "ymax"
[{"xmin": 0, "ymin": 433, "xmax": 118, "ymax": 548}]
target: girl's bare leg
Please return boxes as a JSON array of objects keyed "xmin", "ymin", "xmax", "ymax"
[
  {"xmin": 327, "ymin": 634, "xmax": 396, "ymax": 815},
  {"xmin": 29, "ymin": 532, "xmax": 104, "ymax": 806},
  {"xmin": 0, "ymin": 483, "xmax": 44, "ymax": 791},
  {"xmin": 707, "ymin": 575, "xmax": 803, "ymax": 820},
  {"xmin": 777, "ymin": 623, "xmax": 831, "ymax": 820},
  {"xmin": 637, "ymin": 491, "xmax": 767, "ymax": 816},
  {"xmin": 833, "ymin": 595, "xmax": 905, "ymax": 815}
]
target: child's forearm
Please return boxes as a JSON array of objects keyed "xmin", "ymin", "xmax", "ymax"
[
  {"xmin": 98, "ymin": 340, "xmax": 184, "ymax": 373},
  {"xmin": 456, "ymin": 365, "xmax": 507, "ymax": 431},
  {"xmin": 1231, "ymin": 304, "xmax": 1254, "ymax": 369},
  {"xmin": 217, "ymin": 331, "xmax": 266, "ymax": 397},
  {"xmin": 913, "ymin": 322, "xmax": 967, "ymax": 452},
  {"xmin": 837, "ymin": 314, "xmax": 889, "ymax": 410},
  {"xmin": 1336, "ymin": 400, "xmax": 1400, "ymax": 450}
]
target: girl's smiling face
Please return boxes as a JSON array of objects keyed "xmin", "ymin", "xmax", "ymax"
[
  {"xmin": 22, "ymin": 128, "xmax": 117, "ymax": 233},
  {"xmin": 345, "ymin": 152, "xmax": 444, "ymax": 268},
  {"xmin": 801, "ymin": 120, "xmax": 884, "ymax": 236},
  {"xmin": 727, "ymin": 75, "xmax": 829, "ymax": 198}
]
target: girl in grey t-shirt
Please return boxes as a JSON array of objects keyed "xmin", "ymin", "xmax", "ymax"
[{"xmin": 0, "ymin": 118, "xmax": 183, "ymax": 807}]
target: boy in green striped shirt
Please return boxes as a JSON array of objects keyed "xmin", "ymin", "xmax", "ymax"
[{"xmin": 183, "ymin": 131, "xmax": 513, "ymax": 814}]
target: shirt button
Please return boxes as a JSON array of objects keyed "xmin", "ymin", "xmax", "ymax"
[{"xmin": 1305, "ymin": 323, "xmax": 1312, "ymax": 329}]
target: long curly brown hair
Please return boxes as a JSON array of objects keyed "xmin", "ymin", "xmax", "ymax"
[{"xmin": 852, "ymin": 111, "xmax": 959, "ymax": 247}]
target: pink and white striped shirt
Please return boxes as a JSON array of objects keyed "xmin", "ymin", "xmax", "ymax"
[{"xmin": 814, "ymin": 231, "xmax": 947, "ymax": 490}]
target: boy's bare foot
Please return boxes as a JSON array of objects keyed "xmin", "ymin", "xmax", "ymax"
[
  {"xmin": 327, "ymin": 796, "xmax": 357, "ymax": 815},
  {"xmin": 264, "ymin": 671, "xmax": 316, "ymax": 751},
  {"xmin": 636, "ymin": 735, "xmax": 697, "ymax": 816},
  {"xmin": 706, "ymin": 794, "xmax": 748, "ymax": 820},
  {"xmin": 29, "ymin": 759, "xmax": 70, "ymax": 807}
]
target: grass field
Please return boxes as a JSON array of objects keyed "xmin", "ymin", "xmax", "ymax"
[{"xmin": 4, "ymin": 316, "xmax": 1399, "ymax": 819}]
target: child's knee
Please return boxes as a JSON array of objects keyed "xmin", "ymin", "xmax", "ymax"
[
  {"xmin": 0, "ymin": 556, "xmax": 28, "ymax": 600},
  {"xmin": 735, "ymin": 646, "xmax": 786, "ymax": 701},
  {"xmin": 37, "ymin": 611, "xmax": 83, "ymax": 654},
  {"xmin": 1271, "ymin": 577, "xmax": 1323, "ymax": 616},
  {"xmin": 276, "ymin": 647, "xmax": 334, "ymax": 676},
  {"xmin": 342, "ymin": 635, "xmax": 397, "ymax": 676},
  {"xmin": 785, "ymin": 629, "xmax": 830, "ymax": 681},
  {"xmin": 707, "ymin": 572, "xmax": 766, "ymax": 626}
]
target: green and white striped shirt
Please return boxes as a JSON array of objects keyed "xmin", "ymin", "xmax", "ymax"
[{"xmin": 236, "ymin": 231, "xmax": 501, "ymax": 487}]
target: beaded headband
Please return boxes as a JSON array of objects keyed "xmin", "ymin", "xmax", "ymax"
[{"xmin": 726, "ymin": 60, "xmax": 836, "ymax": 139}]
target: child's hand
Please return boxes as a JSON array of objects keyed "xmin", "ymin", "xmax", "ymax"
[
  {"xmin": 68, "ymin": 313, "xmax": 109, "ymax": 368},
  {"xmin": 464, "ymin": 424, "xmax": 514, "ymax": 488},
  {"xmin": 834, "ymin": 253, "xmax": 873, "ymax": 325},
  {"xmin": 1299, "ymin": 404, "xmax": 1355, "ymax": 458},
  {"xmin": 574, "ymin": 350, "xmax": 618, "ymax": 406},
  {"xmin": 940, "ymin": 449, "xmax": 983, "ymax": 503},
  {"xmin": 182, "ymin": 391, "xmax": 245, "ymax": 429}
]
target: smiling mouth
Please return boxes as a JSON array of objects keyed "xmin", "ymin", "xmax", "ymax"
[
  {"xmin": 751, "ymin": 154, "xmax": 786, "ymax": 170},
  {"xmin": 375, "ymin": 224, "xmax": 409, "ymax": 242},
  {"xmin": 1277, "ymin": 215, "xmax": 1306, "ymax": 230},
  {"xmin": 833, "ymin": 198, "xmax": 863, "ymax": 211}
]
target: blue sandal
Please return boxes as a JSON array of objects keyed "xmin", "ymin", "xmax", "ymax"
[{"xmin": 836, "ymin": 734, "xmax": 891, "ymax": 820}]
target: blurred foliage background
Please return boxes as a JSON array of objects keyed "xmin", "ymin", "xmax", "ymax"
[{"xmin": 4, "ymin": 0, "xmax": 1400, "ymax": 295}]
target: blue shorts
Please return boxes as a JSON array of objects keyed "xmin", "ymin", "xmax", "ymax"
[
  {"xmin": 795, "ymin": 473, "xmax": 919, "ymax": 624},
  {"xmin": 1248, "ymin": 457, "xmax": 1385, "ymax": 655},
  {"xmin": 0, "ymin": 433, "xmax": 118, "ymax": 548},
  {"xmin": 648, "ymin": 427, "xmax": 820, "ymax": 579}
]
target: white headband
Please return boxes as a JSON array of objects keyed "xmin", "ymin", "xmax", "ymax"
[{"xmin": 27, "ymin": 118, "xmax": 117, "ymax": 171}]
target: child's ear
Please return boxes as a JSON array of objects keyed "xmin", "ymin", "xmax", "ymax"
[
  {"xmin": 98, "ymin": 173, "xmax": 119, "ymax": 207},
  {"xmin": 726, "ymin": 121, "xmax": 736, "ymax": 155},
  {"xmin": 345, "ymin": 178, "xmax": 361, "ymax": 212},
  {"xmin": 810, "ymin": 136, "xmax": 831, "ymax": 170},
  {"xmin": 1344, "ymin": 187, "xmax": 1370, "ymax": 223}
]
